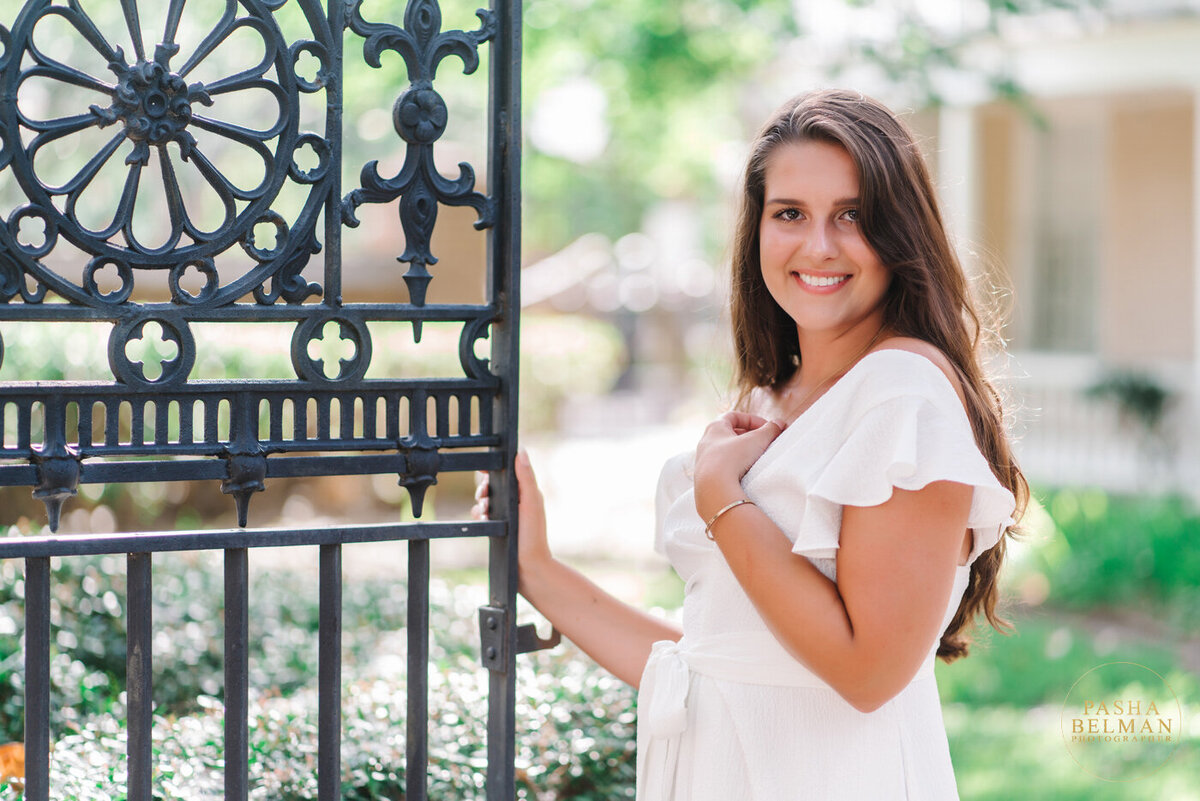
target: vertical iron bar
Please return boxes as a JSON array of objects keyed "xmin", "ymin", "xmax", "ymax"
[
  {"xmin": 386, "ymin": 395, "xmax": 399, "ymax": 440},
  {"xmin": 435, "ymin": 393, "xmax": 449, "ymax": 439},
  {"xmin": 130, "ymin": 399, "xmax": 145, "ymax": 446},
  {"xmin": 411, "ymin": 390, "xmax": 427, "ymax": 441},
  {"xmin": 105, "ymin": 401, "xmax": 119, "ymax": 446},
  {"xmin": 224, "ymin": 548, "xmax": 249, "ymax": 801},
  {"xmin": 127, "ymin": 552, "xmax": 153, "ymax": 801},
  {"xmin": 270, "ymin": 398, "xmax": 284, "ymax": 442},
  {"xmin": 17, "ymin": 401, "xmax": 31, "ymax": 449},
  {"xmin": 180, "ymin": 399, "xmax": 194, "ymax": 444},
  {"xmin": 78, "ymin": 401, "xmax": 93, "ymax": 447},
  {"xmin": 458, "ymin": 393, "xmax": 471, "ymax": 438},
  {"xmin": 318, "ymin": 1, "xmax": 345, "ymax": 788},
  {"xmin": 407, "ymin": 539, "xmax": 430, "ymax": 801},
  {"xmin": 486, "ymin": 0, "xmax": 523, "ymax": 798},
  {"xmin": 155, "ymin": 399, "xmax": 169, "ymax": 445},
  {"xmin": 316, "ymin": 396, "xmax": 331, "ymax": 440},
  {"xmin": 325, "ymin": 0, "xmax": 345, "ymax": 306},
  {"xmin": 340, "ymin": 396, "xmax": 354, "ymax": 441},
  {"xmin": 364, "ymin": 394, "xmax": 378, "ymax": 439},
  {"xmin": 479, "ymin": 393, "xmax": 493, "ymax": 436},
  {"xmin": 318, "ymin": 543, "xmax": 342, "ymax": 801},
  {"xmin": 294, "ymin": 396, "xmax": 308, "ymax": 441},
  {"xmin": 204, "ymin": 398, "xmax": 219, "ymax": 444},
  {"xmin": 24, "ymin": 557, "xmax": 51, "ymax": 801}
]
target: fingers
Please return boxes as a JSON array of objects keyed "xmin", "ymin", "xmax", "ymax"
[
  {"xmin": 722, "ymin": 410, "xmax": 768, "ymax": 429},
  {"xmin": 752, "ymin": 418, "xmax": 786, "ymax": 443},
  {"xmin": 471, "ymin": 471, "xmax": 489, "ymax": 519},
  {"xmin": 514, "ymin": 447, "xmax": 541, "ymax": 501},
  {"xmin": 472, "ymin": 450, "xmax": 539, "ymax": 519},
  {"xmin": 719, "ymin": 411, "xmax": 786, "ymax": 436},
  {"xmin": 471, "ymin": 495, "xmax": 489, "ymax": 520}
]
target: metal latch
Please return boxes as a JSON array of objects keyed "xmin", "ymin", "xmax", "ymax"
[{"xmin": 479, "ymin": 605, "xmax": 562, "ymax": 671}]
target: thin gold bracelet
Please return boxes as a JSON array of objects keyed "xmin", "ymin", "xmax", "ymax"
[{"xmin": 704, "ymin": 498, "xmax": 756, "ymax": 541}]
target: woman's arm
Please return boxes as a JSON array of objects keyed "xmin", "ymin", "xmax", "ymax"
[
  {"xmin": 694, "ymin": 413, "xmax": 969, "ymax": 713},
  {"xmin": 475, "ymin": 451, "xmax": 681, "ymax": 688}
]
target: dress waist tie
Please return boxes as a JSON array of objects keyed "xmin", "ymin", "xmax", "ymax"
[{"xmin": 635, "ymin": 631, "xmax": 935, "ymax": 801}]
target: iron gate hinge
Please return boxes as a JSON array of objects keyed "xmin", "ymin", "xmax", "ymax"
[{"xmin": 478, "ymin": 606, "xmax": 562, "ymax": 671}]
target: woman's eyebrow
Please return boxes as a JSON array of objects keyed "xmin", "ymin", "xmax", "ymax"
[{"xmin": 763, "ymin": 196, "xmax": 860, "ymax": 206}]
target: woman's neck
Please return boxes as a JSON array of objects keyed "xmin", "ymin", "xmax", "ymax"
[
  {"xmin": 768, "ymin": 316, "xmax": 889, "ymax": 422},
  {"xmin": 793, "ymin": 316, "xmax": 888, "ymax": 385}
]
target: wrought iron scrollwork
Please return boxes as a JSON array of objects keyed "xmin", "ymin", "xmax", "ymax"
[
  {"xmin": 458, "ymin": 314, "xmax": 493, "ymax": 381},
  {"xmin": 343, "ymin": 0, "xmax": 496, "ymax": 337},
  {"xmin": 253, "ymin": 228, "xmax": 322, "ymax": 304},
  {"xmin": 0, "ymin": 0, "xmax": 334, "ymax": 309},
  {"xmin": 0, "ymin": 0, "xmax": 511, "ymax": 533}
]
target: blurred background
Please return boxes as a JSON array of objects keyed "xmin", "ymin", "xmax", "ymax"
[{"xmin": 1, "ymin": 0, "xmax": 1199, "ymax": 797}]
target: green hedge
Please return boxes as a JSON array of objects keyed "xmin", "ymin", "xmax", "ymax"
[
  {"xmin": 36, "ymin": 648, "xmax": 635, "ymax": 801},
  {"xmin": 1015, "ymin": 488, "xmax": 1200, "ymax": 630},
  {"xmin": 0, "ymin": 551, "xmax": 635, "ymax": 800}
]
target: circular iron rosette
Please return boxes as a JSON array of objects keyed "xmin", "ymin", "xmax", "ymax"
[
  {"xmin": 290, "ymin": 315, "xmax": 373, "ymax": 384},
  {"xmin": 0, "ymin": 0, "xmax": 332, "ymax": 308},
  {"xmin": 107, "ymin": 312, "xmax": 197, "ymax": 388}
]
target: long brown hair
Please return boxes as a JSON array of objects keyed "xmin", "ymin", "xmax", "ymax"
[{"xmin": 730, "ymin": 89, "xmax": 1029, "ymax": 661}]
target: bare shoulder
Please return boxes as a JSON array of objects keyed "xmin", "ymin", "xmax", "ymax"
[{"xmin": 872, "ymin": 337, "xmax": 967, "ymax": 407}]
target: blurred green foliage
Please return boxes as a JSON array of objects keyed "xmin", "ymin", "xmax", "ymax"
[
  {"xmin": 518, "ymin": 0, "xmax": 1105, "ymax": 256},
  {"xmin": 936, "ymin": 612, "xmax": 1192, "ymax": 711},
  {"xmin": 1012, "ymin": 488, "xmax": 1200, "ymax": 631},
  {"xmin": 945, "ymin": 699, "xmax": 1200, "ymax": 801},
  {"xmin": 1085, "ymin": 371, "xmax": 1173, "ymax": 433},
  {"xmin": 0, "ymin": 551, "xmax": 419, "ymax": 743},
  {"xmin": 0, "ymin": 553, "xmax": 636, "ymax": 800},
  {"xmin": 1, "ymin": 535, "xmax": 1196, "ymax": 799},
  {"xmin": 937, "ymin": 609, "xmax": 1199, "ymax": 799},
  {"xmin": 2, "ymin": 482, "xmax": 1199, "ymax": 798},
  {"xmin": 521, "ymin": 0, "xmax": 797, "ymax": 252},
  {"xmin": 0, "ymin": 313, "xmax": 625, "ymax": 434}
]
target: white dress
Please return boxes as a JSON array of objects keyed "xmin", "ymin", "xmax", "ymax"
[{"xmin": 636, "ymin": 349, "xmax": 1017, "ymax": 801}]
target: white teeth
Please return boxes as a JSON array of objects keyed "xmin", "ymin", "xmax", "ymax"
[{"xmin": 797, "ymin": 273, "xmax": 849, "ymax": 287}]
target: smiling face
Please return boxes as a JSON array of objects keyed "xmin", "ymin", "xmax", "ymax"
[{"xmin": 758, "ymin": 139, "xmax": 891, "ymax": 346}]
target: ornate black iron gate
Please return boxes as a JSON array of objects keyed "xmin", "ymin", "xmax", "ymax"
[{"xmin": 0, "ymin": 0, "xmax": 527, "ymax": 797}]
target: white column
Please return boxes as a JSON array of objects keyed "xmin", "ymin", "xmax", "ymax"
[
  {"xmin": 1189, "ymin": 88, "xmax": 1200, "ymax": 495},
  {"xmin": 937, "ymin": 105, "xmax": 979, "ymax": 274}
]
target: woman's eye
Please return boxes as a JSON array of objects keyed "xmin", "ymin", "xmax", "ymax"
[
  {"xmin": 775, "ymin": 208, "xmax": 801, "ymax": 221},
  {"xmin": 841, "ymin": 208, "xmax": 860, "ymax": 222}
]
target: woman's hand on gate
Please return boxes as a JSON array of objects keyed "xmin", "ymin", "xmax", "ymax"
[
  {"xmin": 473, "ymin": 449, "xmax": 552, "ymax": 577},
  {"xmin": 477, "ymin": 449, "xmax": 683, "ymax": 687}
]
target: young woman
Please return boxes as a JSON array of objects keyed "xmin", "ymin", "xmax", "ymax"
[{"xmin": 477, "ymin": 89, "xmax": 1027, "ymax": 800}]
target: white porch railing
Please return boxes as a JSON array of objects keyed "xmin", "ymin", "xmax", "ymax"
[{"xmin": 999, "ymin": 351, "xmax": 1196, "ymax": 495}]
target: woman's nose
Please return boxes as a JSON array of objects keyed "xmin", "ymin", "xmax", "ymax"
[{"xmin": 801, "ymin": 222, "xmax": 838, "ymax": 261}]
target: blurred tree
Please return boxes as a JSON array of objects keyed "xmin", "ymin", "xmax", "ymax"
[
  {"xmin": 522, "ymin": 0, "xmax": 797, "ymax": 253},
  {"xmin": 0, "ymin": 0, "xmax": 1103, "ymax": 261},
  {"xmin": 519, "ymin": 0, "xmax": 1101, "ymax": 257}
]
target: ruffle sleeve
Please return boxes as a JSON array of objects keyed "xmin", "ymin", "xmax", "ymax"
[
  {"xmin": 744, "ymin": 351, "xmax": 1016, "ymax": 567},
  {"xmin": 654, "ymin": 450, "xmax": 696, "ymax": 555}
]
